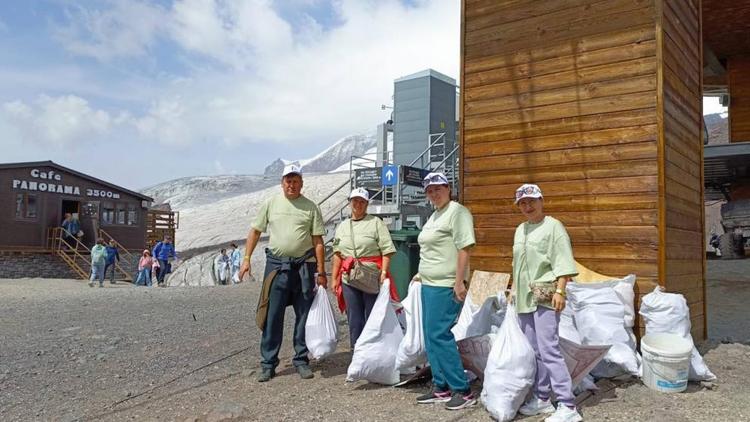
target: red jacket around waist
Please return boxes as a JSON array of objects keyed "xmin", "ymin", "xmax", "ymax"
[{"xmin": 335, "ymin": 255, "xmax": 400, "ymax": 313}]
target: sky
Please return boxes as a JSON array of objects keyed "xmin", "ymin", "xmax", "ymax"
[
  {"xmin": 0, "ymin": 1, "xmax": 729, "ymax": 191},
  {"xmin": 0, "ymin": 0, "xmax": 460, "ymax": 189}
]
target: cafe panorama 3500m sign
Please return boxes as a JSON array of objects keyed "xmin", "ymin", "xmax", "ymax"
[{"xmin": 11, "ymin": 169, "xmax": 121, "ymax": 199}]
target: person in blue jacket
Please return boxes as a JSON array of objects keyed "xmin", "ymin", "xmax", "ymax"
[
  {"xmin": 152, "ymin": 235, "xmax": 176, "ymax": 287},
  {"xmin": 104, "ymin": 240, "xmax": 121, "ymax": 284},
  {"xmin": 229, "ymin": 243, "xmax": 242, "ymax": 284}
]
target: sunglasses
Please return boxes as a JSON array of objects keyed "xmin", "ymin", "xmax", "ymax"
[
  {"xmin": 515, "ymin": 186, "xmax": 539, "ymax": 200},
  {"xmin": 422, "ymin": 174, "xmax": 448, "ymax": 188}
]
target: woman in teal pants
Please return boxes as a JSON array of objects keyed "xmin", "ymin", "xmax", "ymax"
[{"xmin": 414, "ymin": 172, "xmax": 477, "ymax": 411}]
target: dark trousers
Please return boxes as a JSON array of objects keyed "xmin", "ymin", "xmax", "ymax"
[
  {"xmin": 157, "ymin": 259, "xmax": 170, "ymax": 282},
  {"xmin": 104, "ymin": 262, "xmax": 117, "ymax": 282},
  {"xmin": 260, "ymin": 259, "xmax": 316, "ymax": 370},
  {"xmin": 342, "ymin": 283, "xmax": 378, "ymax": 348}
]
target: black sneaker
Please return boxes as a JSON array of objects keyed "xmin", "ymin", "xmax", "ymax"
[
  {"xmin": 445, "ymin": 392, "xmax": 477, "ymax": 410},
  {"xmin": 416, "ymin": 389, "xmax": 452, "ymax": 404},
  {"xmin": 257, "ymin": 368, "xmax": 275, "ymax": 382},
  {"xmin": 296, "ymin": 364, "xmax": 314, "ymax": 379}
]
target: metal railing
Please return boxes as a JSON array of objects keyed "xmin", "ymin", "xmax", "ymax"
[{"xmin": 48, "ymin": 227, "xmax": 93, "ymax": 281}]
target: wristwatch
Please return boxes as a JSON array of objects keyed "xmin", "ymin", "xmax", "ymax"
[{"xmin": 555, "ymin": 288, "xmax": 566, "ymax": 297}]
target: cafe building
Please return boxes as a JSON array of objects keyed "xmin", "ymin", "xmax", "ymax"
[{"xmin": 0, "ymin": 161, "xmax": 153, "ymax": 252}]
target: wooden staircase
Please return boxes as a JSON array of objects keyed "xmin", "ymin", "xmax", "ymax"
[{"xmin": 48, "ymin": 228, "xmax": 135, "ymax": 282}]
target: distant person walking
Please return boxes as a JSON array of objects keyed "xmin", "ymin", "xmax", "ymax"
[
  {"xmin": 512, "ymin": 184, "xmax": 582, "ymax": 422},
  {"xmin": 152, "ymin": 235, "xmax": 176, "ymax": 287},
  {"xmin": 61, "ymin": 213, "xmax": 74, "ymax": 245},
  {"xmin": 415, "ymin": 172, "xmax": 477, "ymax": 411},
  {"xmin": 330, "ymin": 187, "xmax": 397, "ymax": 348},
  {"xmin": 239, "ymin": 164, "xmax": 327, "ymax": 383},
  {"xmin": 104, "ymin": 240, "xmax": 121, "ymax": 284},
  {"xmin": 135, "ymin": 250, "xmax": 153, "ymax": 287},
  {"xmin": 88, "ymin": 238, "xmax": 108, "ymax": 288},
  {"xmin": 214, "ymin": 248, "xmax": 231, "ymax": 285},
  {"xmin": 229, "ymin": 243, "xmax": 242, "ymax": 284}
]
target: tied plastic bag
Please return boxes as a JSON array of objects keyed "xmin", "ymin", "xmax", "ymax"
[
  {"xmin": 452, "ymin": 292, "xmax": 507, "ymax": 341},
  {"xmin": 346, "ymin": 279, "xmax": 404, "ymax": 385},
  {"xmin": 639, "ymin": 286, "xmax": 716, "ymax": 381},
  {"xmin": 481, "ymin": 304, "xmax": 536, "ymax": 422},
  {"xmin": 568, "ymin": 282, "xmax": 640, "ymax": 378},
  {"xmin": 558, "ymin": 302, "xmax": 580, "ymax": 343},
  {"xmin": 395, "ymin": 282, "xmax": 426, "ymax": 371},
  {"xmin": 305, "ymin": 287, "xmax": 338, "ymax": 360}
]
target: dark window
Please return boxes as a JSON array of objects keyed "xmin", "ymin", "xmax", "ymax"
[
  {"xmin": 116, "ymin": 204, "xmax": 126, "ymax": 225},
  {"xmin": 102, "ymin": 202, "xmax": 115, "ymax": 224},
  {"xmin": 15, "ymin": 194, "xmax": 38, "ymax": 220},
  {"xmin": 127, "ymin": 204, "xmax": 138, "ymax": 226}
]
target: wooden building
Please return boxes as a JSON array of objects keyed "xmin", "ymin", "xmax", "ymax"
[
  {"xmin": 0, "ymin": 161, "xmax": 153, "ymax": 251},
  {"xmin": 460, "ymin": 0, "xmax": 708, "ymax": 339}
]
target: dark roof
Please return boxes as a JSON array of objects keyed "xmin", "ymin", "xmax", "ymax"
[{"xmin": 0, "ymin": 160, "xmax": 153, "ymax": 202}]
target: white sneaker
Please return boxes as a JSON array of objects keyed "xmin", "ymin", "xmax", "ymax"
[
  {"xmin": 519, "ymin": 396, "xmax": 555, "ymax": 416},
  {"xmin": 544, "ymin": 405, "xmax": 583, "ymax": 422}
]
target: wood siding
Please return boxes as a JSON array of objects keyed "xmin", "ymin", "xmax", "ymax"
[
  {"xmin": 462, "ymin": 0, "xmax": 706, "ymax": 340},
  {"xmin": 728, "ymin": 57, "xmax": 750, "ymax": 142},
  {"xmin": 660, "ymin": 0, "xmax": 706, "ymax": 340}
]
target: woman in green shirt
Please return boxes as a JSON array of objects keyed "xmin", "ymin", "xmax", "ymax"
[
  {"xmin": 415, "ymin": 172, "xmax": 477, "ymax": 411},
  {"xmin": 512, "ymin": 184, "xmax": 582, "ymax": 422},
  {"xmin": 331, "ymin": 187, "xmax": 397, "ymax": 348}
]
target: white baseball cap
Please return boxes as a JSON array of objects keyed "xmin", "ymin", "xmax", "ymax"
[
  {"xmin": 282, "ymin": 164, "xmax": 302, "ymax": 177},
  {"xmin": 422, "ymin": 172, "xmax": 449, "ymax": 188},
  {"xmin": 349, "ymin": 187, "xmax": 370, "ymax": 201},
  {"xmin": 515, "ymin": 183, "xmax": 543, "ymax": 204}
]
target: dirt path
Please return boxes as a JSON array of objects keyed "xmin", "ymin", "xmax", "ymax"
[{"xmin": 2, "ymin": 260, "xmax": 750, "ymax": 421}]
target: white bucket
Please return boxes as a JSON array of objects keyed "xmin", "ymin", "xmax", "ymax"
[{"xmin": 641, "ymin": 333, "xmax": 692, "ymax": 393}]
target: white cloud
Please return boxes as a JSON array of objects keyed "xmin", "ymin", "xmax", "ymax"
[
  {"xmin": 53, "ymin": 0, "xmax": 167, "ymax": 61},
  {"xmin": 2, "ymin": 95, "xmax": 113, "ymax": 148},
  {"xmin": 41, "ymin": 0, "xmax": 460, "ymax": 151}
]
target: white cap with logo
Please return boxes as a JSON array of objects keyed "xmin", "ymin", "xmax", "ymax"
[
  {"xmin": 422, "ymin": 172, "xmax": 449, "ymax": 188},
  {"xmin": 515, "ymin": 183, "xmax": 543, "ymax": 204},
  {"xmin": 349, "ymin": 187, "xmax": 370, "ymax": 201},
  {"xmin": 282, "ymin": 164, "xmax": 302, "ymax": 177}
]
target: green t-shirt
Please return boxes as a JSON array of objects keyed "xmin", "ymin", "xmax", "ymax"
[
  {"xmin": 333, "ymin": 214, "xmax": 396, "ymax": 284},
  {"xmin": 251, "ymin": 194, "xmax": 325, "ymax": 258},
  {"xmin": 418, "ymin": 201, "xmax": 476, "ymax": 288},
  {"xmin": 512, "ymin": 216, "xmax": 578, "ymax": 314}
]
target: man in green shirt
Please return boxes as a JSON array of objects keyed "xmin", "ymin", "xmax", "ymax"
[{"xmin": 239, "ymin": 164, "xmax": 327, "ymax": 383}]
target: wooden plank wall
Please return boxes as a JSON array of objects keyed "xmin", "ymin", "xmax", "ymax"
[
  {"xmin": 728, "ymin": 57, "xmax": 750, "ymax": 142},
  {"xmin": 461, "ymin": 0, "xmax": 707, "ymax": 340},
  {"xmin": 660, "ymin": 0, "xmax": 705, "ymax": 340},
  {"xmin": 461, "ymin": 0, "xmax": 660, "ymax": 304}
]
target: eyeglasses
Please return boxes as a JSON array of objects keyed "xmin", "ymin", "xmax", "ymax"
[
  {"xmin": 422, "ymin": 174, "xmax": 448, "ymax": 188},
  {"xmin": 515, "ymin": 185, "xmax": 539, "ymax": 200}
]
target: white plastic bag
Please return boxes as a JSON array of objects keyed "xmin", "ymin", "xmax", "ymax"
[
  {"xmin": 452, "ymin": 293, "xmax": 507, "ymax": 341},
  {"xmin": 639, "ymin": 286, "xmax": 716, "ymax": 381},
  {"xmin": 346, "ymin": 279, "xmax": 404, "ymax": 385},
  {"xmin": 568, "ymin": 282, "xmax": 640, "ymax": 378},
  {"xmin": 395, "ymin": 282, "xmax": 426, "ymax": 371},
  {"xmin": 558, "ymin": 302, "xmax": 580, "ymax": 343},
  {"xmin": 305, "ymin": 287, "xmax": 338, "ymax": 360},
  {"xmin": 481, "ymin": 305, "xmax": 536, "ymax": 422}
]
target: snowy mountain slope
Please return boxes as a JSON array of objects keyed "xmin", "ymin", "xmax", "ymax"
[
  {"xmin": 141, "ymin": 175, "xmax": 278, "ymax": 209},
  {"xmin": 264, "ymin": 133, "xmax": 376, "ymax": 176},
  {"xmin": 175, "ymin": 172, "xmax": 350, "ymax": 252}
]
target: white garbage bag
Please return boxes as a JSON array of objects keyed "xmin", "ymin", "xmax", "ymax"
[
  {"xmin": 639, "ymin": 286, "xmax": 716, "ymax": 381},
  {"xmin": 481, "ymin": 305, "xmax": 536, "ymax": 422},
  {"xmin": 452, "ymin": 293, "xmax": 507, "ymax": 341},
  {"xmin": 395, "ymin": 282, "xmax": 426, "ymax": 371},
  {"xmin": 568, "ymin": 282, "xmax": 640, "ymax": 378},
  {"xmin": 347, "ymin": 279, "xmax": 404, "ymax": 385},
  {"xmin": 558, "ymin": 302, "xmax": 580, "ymax": 343},
  {"xmin": 305, "ymin": 287, "xmax": 338, "ymax": 360}
]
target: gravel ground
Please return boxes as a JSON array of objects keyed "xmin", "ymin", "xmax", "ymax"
[{"xmin": 2, "ymin": 261, "xmax": 750, "ymax": 421}]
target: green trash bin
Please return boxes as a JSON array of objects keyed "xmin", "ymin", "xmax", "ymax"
[{"xmin": 389, "ymin": 228, "xmax": 421, "ymax": 301}]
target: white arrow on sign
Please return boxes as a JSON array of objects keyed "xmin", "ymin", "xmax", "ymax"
[{"xmin": 385, "ymin": 168, "xmax": 394, "ymax": 181}]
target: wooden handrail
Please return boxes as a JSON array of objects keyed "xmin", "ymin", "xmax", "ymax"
[{"xmin": 97, "ymin": 228, "xmax": 135, "ymax": 282}]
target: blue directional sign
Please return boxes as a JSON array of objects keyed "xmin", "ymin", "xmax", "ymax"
[{"xmin": 382, "ymin": 165, "xmax": 399, "ymax": 186}]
